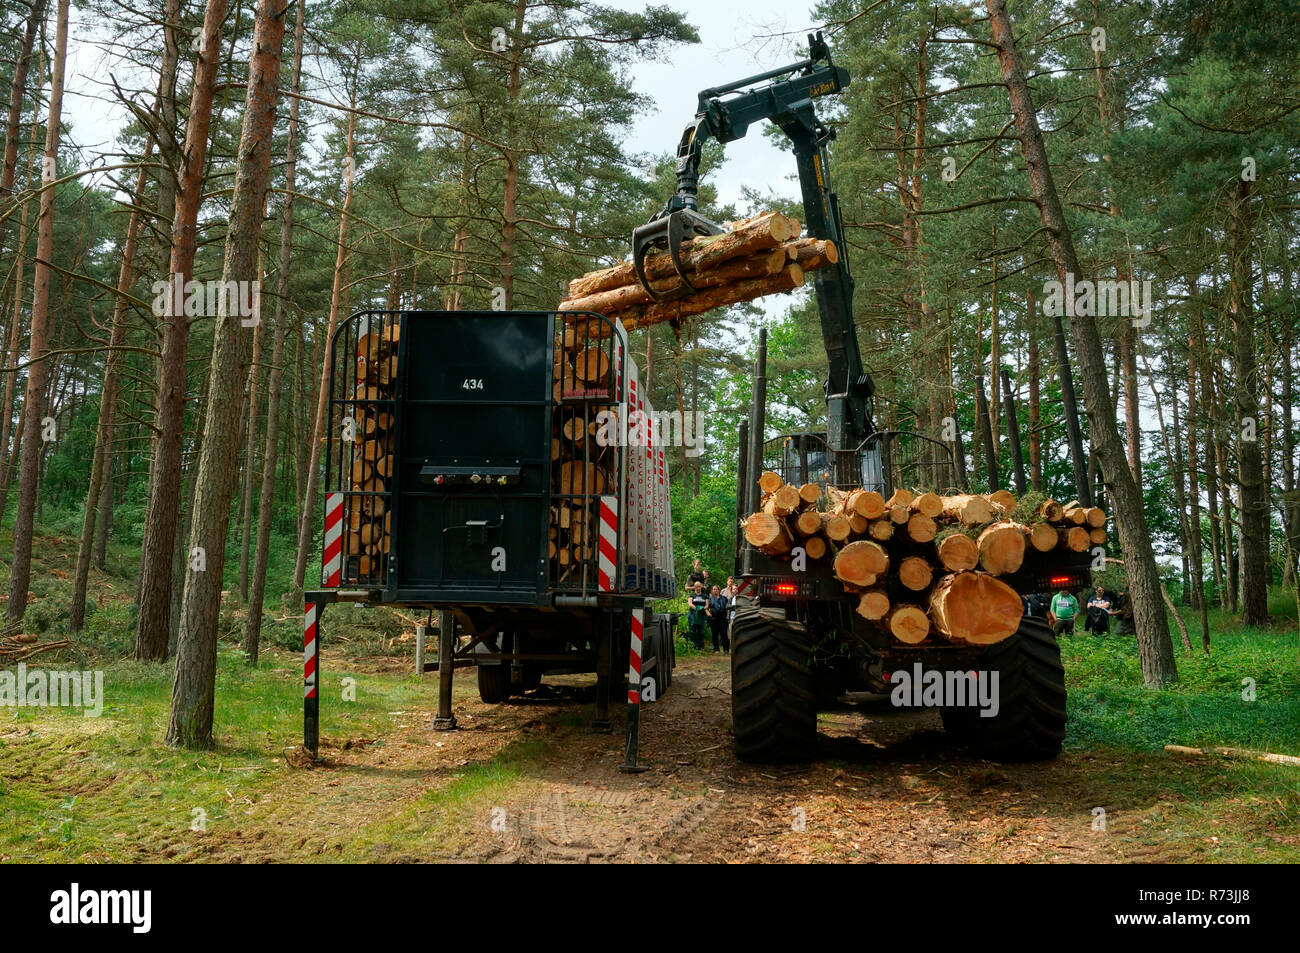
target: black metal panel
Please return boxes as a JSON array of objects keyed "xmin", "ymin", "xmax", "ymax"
[{"xmin": 392, "ymin": 310, "xmax": 553, "ymax": 597}]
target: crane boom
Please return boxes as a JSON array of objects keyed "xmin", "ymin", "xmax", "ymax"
[{"xmin": 636, "ymin": 32, "xmax": 876, "ymax": 485}]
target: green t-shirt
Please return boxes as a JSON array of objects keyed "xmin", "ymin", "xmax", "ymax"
[{"xmin": 1051, "ymin": 593, "xmax": 1079, "ymax": 619}]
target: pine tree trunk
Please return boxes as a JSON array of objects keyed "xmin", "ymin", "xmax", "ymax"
[
  {"xmin": 135, "ymin": 0, "xmax": 228, "ymax": 661},
  {"xmin": 246, "ymin": 0, "xmax": 306, "ymax": 664},
  {"xmin": 70, "ymin": 146, "xmax": 152, "ymax": 631},
  {"xmin": 169, "ymin": 0, "xmax": 287, "ymax": 748},
  {"xmin": 0, "ymin": 0, "xmax": 45, "ymax": 256},
  {"xmin": 4, "ymin": 0, "xmax": 69, "ymax": 636},
  {"xmin": 1228, "ymin": 178, "xmax": 1268, "ymax": 625},
  {"xmin": 291, "ymin": 80, "xmax": 356, "ymax": 596},
  {"xmin": 237, "ymin": 317, "xmax": 262, "ymax": 602},
  {"xmin": 986, "ymin": 0, "xmax": 1175, "ymax": 686}
]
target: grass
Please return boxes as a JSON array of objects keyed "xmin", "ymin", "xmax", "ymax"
[
  {"xmin": 0, "ymin": 645, "xmax": 433, "ymax": 861},
  {"xmin": 1063, "ymin": 603, "xmax": 1300, "ymax": 755}
]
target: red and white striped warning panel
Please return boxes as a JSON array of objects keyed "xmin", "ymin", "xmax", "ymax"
[
  {"xmin": 321, "ymin": 491, "xmax": 343, "ymax": 587},
  {"xmin": 598, "ymin": 495, "xmax": 618, "ymax": 592},
  {"xmin": 627, "ymin": 610, "xmax": 643, "ymax": 703},
  {"xmin": 304, "ymin": 603, "xmax": 318, "ymax": 699}
]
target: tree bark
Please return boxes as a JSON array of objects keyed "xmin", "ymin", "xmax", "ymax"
[
  {"xmin": 70, "ymin": 145, "xmax": 152, "ymax": 631},
  {"xmin": 0, "ymin": 0, "xmax": 46, "ymax": 258},
  {"xmin": 986, "ymin": 0, "xmax": 1175, "ymax": 686},
  {"xmin": 1227, "ymin": 177, "xmax": 1268, "ymax": 625},
  {"xmin": 135, "ymin": 0, "xmax": 228, "ymax": 661},
  {"xmin": 246, "ymin": 0, "xmax": 306, "ymax": 664},
  {"xmin": 4, "ymin": 0, "xmax": 69, "ymax": 636},
  {"xmin": 290, "ymin": 67, "xmax": 356, "ymax": 596},
  {"xmin": 169, "ymin": 0, "xmax": 287, "ymax": 748}
]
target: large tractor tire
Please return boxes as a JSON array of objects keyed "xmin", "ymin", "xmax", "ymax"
[
  {"xmin": 940, "ymin": 615, "xmax": 1066, "ymax": 761},
  {"xmin": 731, "ymin": 604, "xmax": 816, "ymax": 762},
  {"xmin": 476, "ymin": 662, "xmax": 511, "ymax": 703}
]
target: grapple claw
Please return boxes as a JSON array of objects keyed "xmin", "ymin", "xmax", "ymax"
[{"xmin": 631, "ymin": 208, "xmax": 725, "ymax": 303}]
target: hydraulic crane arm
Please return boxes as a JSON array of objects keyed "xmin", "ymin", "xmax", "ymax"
[{"xmin": 634, "ymin": 33, "xmax": 875, "ymax": 481}]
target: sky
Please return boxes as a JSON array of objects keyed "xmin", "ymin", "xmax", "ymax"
[{"xmin": 60, "ymin": 1, "xmax": 825, "ymax": 205}]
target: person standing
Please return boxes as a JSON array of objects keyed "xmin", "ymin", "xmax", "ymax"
[
  {"xmin": 1049, "ymin": 588, "xmax": 1080, "ymax": 635},
  {"xmin": 687, "ymin": 581, "xmax": 708, "ymax": 650},
  {"xmin": 1085, "ymin": 585, "xmax": 1112, "ymax": 634},
  {"xmin": 687, "ymin": 558, "xmax": 706, "ymax": 589},
  {"xmin": 706, "ymin": 584, "xmax": 730, "ymax": 654}
]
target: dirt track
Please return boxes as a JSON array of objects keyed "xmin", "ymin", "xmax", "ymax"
[{"xmin": 163, "ymin": 651, "xmax": 1264, "ymax": 864}]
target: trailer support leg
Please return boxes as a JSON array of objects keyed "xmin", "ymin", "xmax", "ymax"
[
  {"xmin": 304, "ymin": 601, "xmax": 320, "ymax": 756},
  {"xmin": 415, "ymin": 623, "xmax": 426, "ymax": 677},
  {"xmin": 619, "ymin": 608, "xmax": 649, "ymax": 773},
  {"xmin": 433, "ymin": 610, "xmax": 457, "ymax": 731},
  {"xmin": 591, "ymin": 614, "xmax": 612, "ymax": 732}
]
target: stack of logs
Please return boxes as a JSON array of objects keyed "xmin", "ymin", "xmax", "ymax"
[
  {"xmin": 549, "ymin": 315, "xmax": 616, "ymax": 579},
  {"xmin": 344, "ymin": 321, "xmax": 399, "ymax": 581},
  {"xmin": 559, "ymin": 211, "xmax": 838, "ymax": 331},
  {"xmin": 742, "ymin": 473, "xmax": 1108, "ymax": 647}
]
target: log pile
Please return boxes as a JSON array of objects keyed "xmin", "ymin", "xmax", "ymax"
[
  {"xmin": 343, "ymin": 322, "xmax": 399, "ymax": 582},
  {"xmin": 549, "ymin": 315, "xmax": 617, "ymax": 581},
  {"xmin": 558, "ymin": 211, "xmax": 836, "ymax": 332},
  {"xmin": 742, "ymin": 478, "xmax": 1108, "ymax": 646}
]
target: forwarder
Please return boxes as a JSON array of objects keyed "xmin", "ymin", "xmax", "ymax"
[{"xmin": 632, "ymin": 33, "xmax": 1091, "ymax": 763}]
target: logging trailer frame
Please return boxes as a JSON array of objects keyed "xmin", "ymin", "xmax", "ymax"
[{"xmin": 303, "ymin": 309, "xmax": 677, "ymax": 769}]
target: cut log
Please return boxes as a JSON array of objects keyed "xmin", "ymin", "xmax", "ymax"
[
  {"xmin": 744, "ymin": 511, "xmax": 793, "ymax": 555},
  {"xmin": 693, "ymin": 212, "xmax": 799, "ymax": 272},
  {"xmin": 885, "ymin": 605, "xmax": 931, "ymax": 644},
  {"xmin": 941, "ymin": 494, "xmax": 997, "ymax": 525},
  {"xmin": 1063, "ymin": 503, "xmax": 1088, "ymax": 525},
  {"xmin": 762, "ymin": 484, "xmax": 802, "ymax": 516},
  {"xmin": 855, "ymin": 589, "xmax": 890, "ymax": 621},
  {"xmin": 887, "ymin": 504, "xmax": 910, "ymax": 525},
  {"xmin": 886, "ymin": 488, "xmax": 913, "ymax": 508},
  {"xmin": 1058, "ymin": 526, "xmax": 1091, "ymax": 552},
  {"xmin": 821, "ymin": 512, "xmax": 852, "ymax": 542},
  {"xmin": 559, "ymin": 247, "xmax": 788, "ymax": 314},
  {"xmin": 786, "ymin": 237, "xmax": 838, "ymax": 270},
  {"xmin": 558, "ymin": 461, "xmax": 606, "ymax": 495},
  {"xmin": 977, "ymin": 521, "xmax": 1028, "ymax": 575},
  {"xmin": 833, "ymin": 540, "xmax": 889, "ymax": 588},
  {"xmin": 906, "ymin": 513, "xmax": 937, "ymax": 543},
  {"xmin": 928, "ymin": 572, "xmax": 1024, "ymax": 646},
  {"xmin": 563, "ymin": 212, "xmax": 797, "ymax": 300},
  {"xmin": 1085, "ymin": 506, "xmax": 1106, "ymax": 528},
  {"xmin": 803, "ymin": 535, "xmax": 828, "ymax": 560},
  {"xmin": 1037, "ymin": 498, "xmax": 1064, "ymax": 522},
  {"xmin": 898, "ymin": 556, "xmax": 934, "ymax": 592},
  {"xmin": 936, "ymin": 531, "xmax": 980, "ymax": 572},
  {"xmin": 910, "ymin": 492, "xmax": 943, "ymax": 518},
  {"xmin": 793, "ymin": 510, "xmax": 823, "ymax": 537},
  {"xmin": 989, "ymin": 489, "xmax": 1017, "ymax": 511},
  {"xmin": 1027, "ymin": 522, "xmax": 1059, "ymax": 552},
  {"xmin": 848, "ymin": 513, "xmax": 868, "ymax": 535},
  {"xmin": 1089, "ymin": 527, "xmax": 1107, "ymax": 545},
  {"xmin": 867, "ymin": 519, "xmax": 894, "ymax": 542},
  {"xmin": 758, "ymin": 471, "xmax": 784, "ymax": 494},
  {"xmin": 573, "ymin": 346, "xmax": 610, "ymax": 383},
  {"xmin": 798, "ymin": 483, "xmax": 822, "ymax": 506},
  {"xmin": 845, "ymin": 489, "xmax": 886, "ymax": 519},
  {"xmin": 618, "ymin": 265, "xmax": 804, "ymax": 332}
]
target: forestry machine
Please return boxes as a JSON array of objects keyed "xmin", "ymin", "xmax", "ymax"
[{"xmin": 635, "ymin": 33, "xmax": 1086, "ymax": 764}]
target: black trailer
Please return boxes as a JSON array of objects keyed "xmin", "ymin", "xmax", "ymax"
[{"xmin": 303, "ymin": 309, "xmax": 677, "ymax": 768}]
